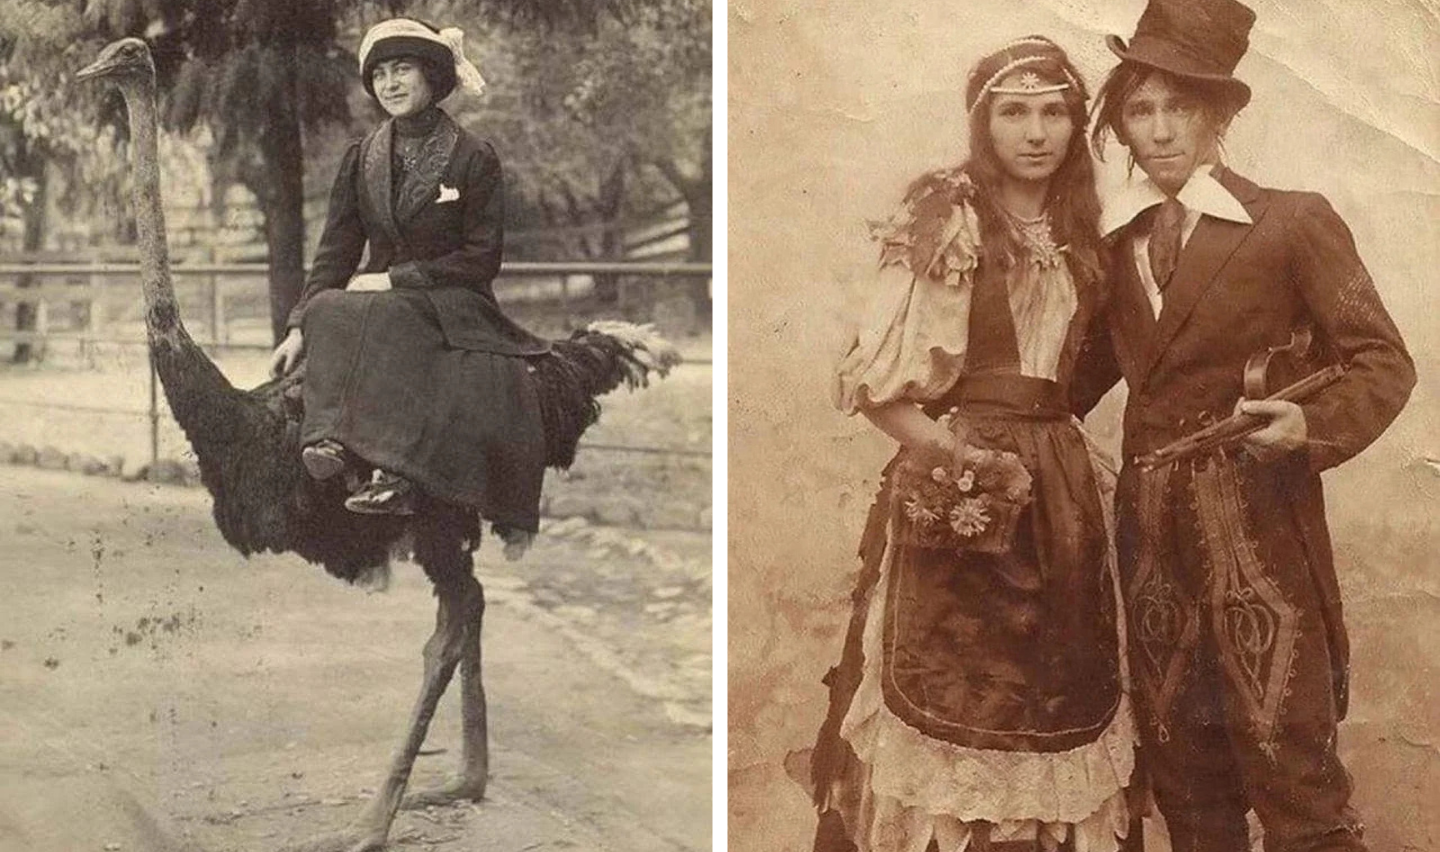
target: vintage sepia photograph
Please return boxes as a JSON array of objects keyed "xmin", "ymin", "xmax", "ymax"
[
  {"xmin": 0, "ymin": 2, "xmax": 711, "ymax": 851},
  {"xmin": 730, "ymin": 1, "xmax": 1436, "ymax": 850}
]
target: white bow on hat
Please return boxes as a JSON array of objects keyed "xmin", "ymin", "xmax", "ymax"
[{"xmin": 358, "ymin": 19, "xmax": 487, "ymax": 98}]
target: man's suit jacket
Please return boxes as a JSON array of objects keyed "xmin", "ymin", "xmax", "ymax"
[
  {"xmin": 1073, "ymin": 167, "xmax": 1416, "ymax": 715},
  {"xmin": 1075, "ymin": 168, "xmax": 1413, "ymax": 470}
]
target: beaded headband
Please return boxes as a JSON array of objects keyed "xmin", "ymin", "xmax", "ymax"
[{"xmin": 967, "ymin": 39, "xmax": 1084, "ymax": 113}]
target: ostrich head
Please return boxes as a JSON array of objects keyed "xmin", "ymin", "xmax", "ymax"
[{"xmin": 75, "ymin": 38, "xmax": 155, "ymax": 86}]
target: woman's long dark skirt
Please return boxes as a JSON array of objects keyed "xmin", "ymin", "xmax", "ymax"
[{"xmin": 299, "ymin": 288, "xmax": 546, "ymax": 532}]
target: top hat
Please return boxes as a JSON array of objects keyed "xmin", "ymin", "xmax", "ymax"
[{"xmin": 1107, "ymin": 0, "xmax": 1256, "ymax": 109}]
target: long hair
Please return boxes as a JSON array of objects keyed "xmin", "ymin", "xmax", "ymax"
[
  {"xmin": 946, "ymin": 37, "xmax": 1105, "ymax": 295},
  {"xmin": 1090, "ymin": 60, "xmax": 1246, "ymax": 165}
]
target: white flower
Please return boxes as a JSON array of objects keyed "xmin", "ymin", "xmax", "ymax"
[
  {"xmin": 949, "ymin": 499, "xmax": 990, "ymax": 537},
  {"xmin": 930, "ymin": 467, "xmax": 949, "ymax": 484},
  {"xmin": 955, "ymin": 469, "xmax": 975, "ymax": 493},
  {"xmin": 904, "ymin": 499, "xmax": 939, "ymax": 525}
]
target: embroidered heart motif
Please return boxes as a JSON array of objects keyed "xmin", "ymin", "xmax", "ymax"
[{"xmin": 436, "ymin": 184, "xmax": 460, "ymax": 203}]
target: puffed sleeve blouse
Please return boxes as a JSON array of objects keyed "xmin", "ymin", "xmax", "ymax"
[{"xmin": 833, "ymin": 169, "xmax": 1077, "ymax": 414}]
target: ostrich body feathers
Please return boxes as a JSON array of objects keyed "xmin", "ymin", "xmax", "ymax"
[{"xmin": 153, "ymin": 321, "xmax": 679, "ymax": 583}]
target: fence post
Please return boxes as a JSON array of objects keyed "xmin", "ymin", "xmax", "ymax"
[
  {"xmin": 560, "ymin": 274, "xmax": 572, "ymax": 330},
  {"xmin": 89, "ymin": 257, "xmax": 104, "ymax": 336},
  {"xmin": 209, "ymin": 249, "xmax": 226, "ymax": 345},
  {"xmin": 85, "ymin": 257, "xmax": 103, "ymax": 358},
  {"xmin": 34, "ymin": 297, "xmax": 49, "ymax": 361}
]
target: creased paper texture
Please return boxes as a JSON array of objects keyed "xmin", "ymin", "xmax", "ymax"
[{"xmin": 728, "ymin": 1, "xmax": 1439, "ymax": 850}]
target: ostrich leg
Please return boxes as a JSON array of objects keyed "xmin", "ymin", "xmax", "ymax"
[
  {"xmin": 403, "ymin": 572, "xmax": 489, "ymax": 807},
  {"xmin": 283, "ymin": 573, "xmax": 479, "ymax": 852}
]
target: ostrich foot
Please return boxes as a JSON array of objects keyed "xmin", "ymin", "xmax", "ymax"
[
  {"xmin": 277, "ymin": 824, "xmax": 389, "ymax": 852},
  {"xmin": 401, "ymin": 776, "xmax": 487, "ymax": 809}
]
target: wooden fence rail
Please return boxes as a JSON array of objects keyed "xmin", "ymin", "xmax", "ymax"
[{"xmin": 0, "ymin": 260, "xmax": 711, "ymax": 346}]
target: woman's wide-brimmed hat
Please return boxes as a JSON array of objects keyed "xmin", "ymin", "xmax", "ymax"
[
  {"xmin": 1106, "ymin": 0, "xmax": 1256, "ymax": 109},
  {"xmin": 358, "ymin": 18, "xmax": 487, "ymax": 102}
]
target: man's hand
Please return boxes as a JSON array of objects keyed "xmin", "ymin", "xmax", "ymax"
[
  {"xmin": 1237, "ymin": 398, "xmax": 1307, "ymax": 461},
  {"xmin": 346, "ymin": 272, "xmax": 392, "ymax": 292},
  {"xmin": 269, "ymin": 327, "xmax": 304, "ymax": 378}
]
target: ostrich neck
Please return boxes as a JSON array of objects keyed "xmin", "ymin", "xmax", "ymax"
[
  {"xmin": 116, "ymin": 74, "xmax": 238, "ymax": 429},
  {"xmin": 119, "ymin": 77, "xmax": 184, "ymax": 346}
]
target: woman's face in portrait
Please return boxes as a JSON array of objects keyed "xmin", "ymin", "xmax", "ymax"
[
  {"xmin": 986, "ymin": 73, "xmax": 1075, "ymax": 186},
  {"xmin": 372, "ymin": 57, "xmax": 434, "ymax": 118}
]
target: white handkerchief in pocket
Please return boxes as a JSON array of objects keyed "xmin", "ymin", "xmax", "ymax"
[{"xmin": 437, "ymin": 184, "xmax": 460, "ymax": 204}]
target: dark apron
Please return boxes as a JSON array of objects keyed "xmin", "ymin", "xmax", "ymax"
[{"xmin": 812, "ymin": 260, "xmax": 1122, "ymax": 808}]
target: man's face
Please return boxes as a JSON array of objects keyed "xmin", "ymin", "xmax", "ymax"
[{"xmin": 1120, "ymin": 74, "xmax": 1220, "ymax": 195}]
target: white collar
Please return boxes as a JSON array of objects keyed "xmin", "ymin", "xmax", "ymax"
[{"xmin": 1102, "ymin": 165, "xmax": 1253, "ymax": 236}]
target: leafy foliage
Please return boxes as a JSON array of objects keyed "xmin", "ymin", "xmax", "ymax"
[
  {"xmin": 0, "ymin": 1, "xmax": 127, "ymax": 230},
  {"xmin": 1, "ymin": 0, "xmax": 711, "ymax": 268},
  {"xmin": 444, "ymin": 0, "xmax": 712, "ymax": 260}
]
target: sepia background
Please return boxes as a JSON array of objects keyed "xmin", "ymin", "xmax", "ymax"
[{"xmin": 729, "ymin": 0, "xmax": 1438, "ymax": 849}]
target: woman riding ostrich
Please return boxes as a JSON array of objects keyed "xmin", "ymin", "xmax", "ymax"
[{"xmin": 76, "ymin": 21, "xmax": 680, "ymax": 852}]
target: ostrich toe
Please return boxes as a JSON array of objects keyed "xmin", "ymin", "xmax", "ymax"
[{"xmin": 401, "ymin": 776, "xmax": 487, "ymax": 809}]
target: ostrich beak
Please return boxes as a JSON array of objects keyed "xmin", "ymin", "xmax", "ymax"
[
  {"xmin": 75, "ymin": 55, "xmax": 116, "ymax": 81},
  {"xmin": 76, "ymin": 39, "xmax": 146, "ymax": 82}
]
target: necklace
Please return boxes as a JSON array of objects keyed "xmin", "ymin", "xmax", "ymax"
[
  {"xmin": 1001, "ymin": 207, "xmax": 1064, "ymax": 269},
  {"xmin": 395, "ymin": 138, "xmax": 424, "ymax": 172}
]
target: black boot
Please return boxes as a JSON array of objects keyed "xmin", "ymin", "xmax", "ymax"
[
  {"xmin": 344, "ymin": 469, "xmax": 416, "ymax": 515},
  {"xmin": 301, "ymin": 439, "xmax": 347, "ymax": 480}
]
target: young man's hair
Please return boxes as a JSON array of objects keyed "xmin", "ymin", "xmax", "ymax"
[{"xmin": 1089, "ymin": 61, "xmax": 1247, "ymax": 161}]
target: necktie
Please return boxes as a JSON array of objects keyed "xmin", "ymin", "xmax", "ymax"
[{"xmin": 1147, "ymin": 196, "xmax": 1185, "ymax": 290}]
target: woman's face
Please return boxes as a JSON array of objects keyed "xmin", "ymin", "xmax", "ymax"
[
  {"xmin": 986, "ymin": 72, "xmax": 1075, "ymax": 187},
  {"xmin": 372, "ymin": 57, "xmax": 433, "ymax": 118}
]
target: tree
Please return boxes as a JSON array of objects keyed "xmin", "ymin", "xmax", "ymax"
[
  {"xmin": 447, "ymin": 0, "xmax": 712, "ymax": 309},
  {"xmin": 3, "ymin": 0, "xmax": 354, "ymax": 347},
  {"xmin": 0, "ymin": 1, "xmax": 128, "ymax": 361},
  {"xmin": 91, "ymin": 0, "xmax": 649, "ymax": 343},
  {"xmin": 570, "ymin": 0, "xmax": 711, "ymax": 267},
  {"xmin": 107, "ymin": 0, "xmax": 354, "ymax": 345},
  {"xmin": 4, "ymin": 0, "xmax": 707, "ymax": 346}
]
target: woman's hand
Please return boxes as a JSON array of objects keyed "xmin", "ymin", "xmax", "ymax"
[
  {"xmin": 269, "ymin": 328, "xmax": 305, "ymax": 378},
  {"xmin": 346, "ymin": 272, "xmax": 392, "ymax": 292}
]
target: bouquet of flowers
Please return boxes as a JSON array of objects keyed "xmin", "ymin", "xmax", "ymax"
[{"xmin": 892, "ymin": 439, "xmax": 1034, "ymax": 555}]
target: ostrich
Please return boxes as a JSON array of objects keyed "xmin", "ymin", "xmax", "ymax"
[{"xmin": 76, "ymin": 38, "xmax": 681, "ymax": 852}]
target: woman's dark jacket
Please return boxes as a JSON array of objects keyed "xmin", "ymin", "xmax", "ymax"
[{"xmin": 286, "ymin": 111, "xmax": 547, "ymax": 357}]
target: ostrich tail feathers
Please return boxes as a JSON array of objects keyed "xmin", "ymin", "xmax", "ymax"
[
  {"xmin": 583, "ymin": 320, "xmax": 682, "ymax": 385},
  {"xmin": 531, "ymin": 321, "xmax": 681, "ymax": 469}
]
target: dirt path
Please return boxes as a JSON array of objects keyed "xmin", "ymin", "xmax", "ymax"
[{"xmin": 0, "ymin": 467, "xmax": 711, "ymax": 852}]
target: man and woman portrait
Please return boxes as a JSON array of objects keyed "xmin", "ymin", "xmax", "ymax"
[{"xmin": 728, "ymin": 0, "xmax": 1426, "ymax": 849}]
